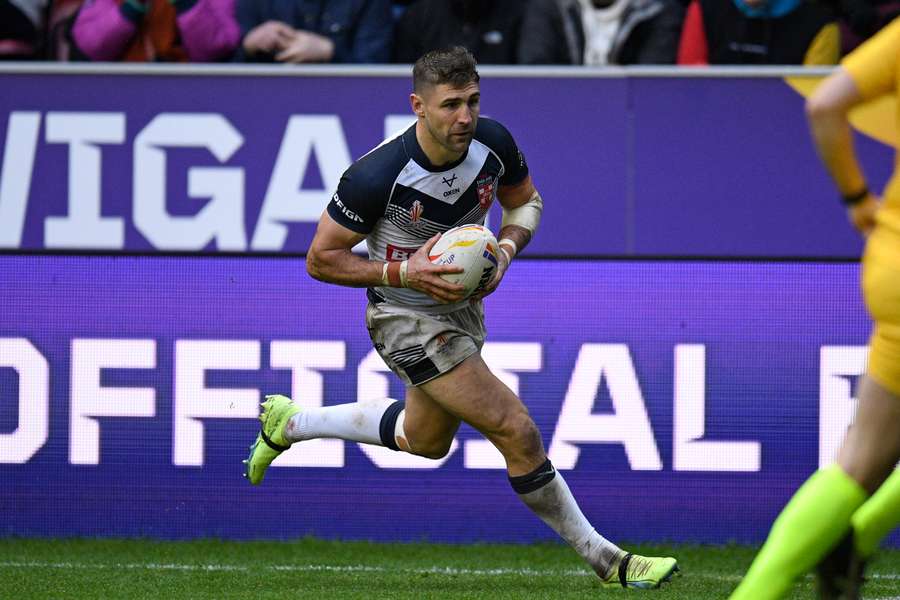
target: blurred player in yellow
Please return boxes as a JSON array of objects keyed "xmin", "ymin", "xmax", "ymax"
[{"xmin": 730, "ymin": 18, "xmax": 900, "ymax": 600}]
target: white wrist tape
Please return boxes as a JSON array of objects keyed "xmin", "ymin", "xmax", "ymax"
[
  {"xmin": 381, "ymin": 262, "xmax": 390, "ymax": 286},
  {"xmin": 498, "ymin": 238, "xmax": 517, "ymax": 262},
  {"xmin": 399, "ymin": 260, "xmax": 409, "ymax": 288},
  {"xmin": 501, "ymin": 191, "xmax": 543, "ymax": 234}
]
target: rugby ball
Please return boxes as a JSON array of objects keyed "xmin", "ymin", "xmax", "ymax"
[{"xmin": 429, "ymin": 224, "xmax": 500, "ymax": 298}]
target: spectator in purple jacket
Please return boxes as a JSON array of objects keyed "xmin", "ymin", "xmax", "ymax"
[
  {"xmin": 233, "ymin": 0, "xmax": 393, "ymax": 63},
  {"xmin": 69, "ymin": 0, "xmax": 239, "ymax": 62}
]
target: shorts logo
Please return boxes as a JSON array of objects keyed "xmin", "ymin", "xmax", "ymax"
[
  {"xmin": 386, "ymin": 244, "xmax": 418, "ymax": 261},
  {"xmin": 476, "ymin": 172, "xmax": 495, "ymax": 210},
  {"xmin": 409, "ymin": 200, "xmax": 424, "ymax": 225}
]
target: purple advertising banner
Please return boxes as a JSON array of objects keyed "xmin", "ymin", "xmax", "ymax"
[
  {"xmin": 0, "ymin": 67, "xmax": 893, "ymax": 257},
  {"xmin": 2, "ymin": 253, "xmax": 895, "ymax": 547}
]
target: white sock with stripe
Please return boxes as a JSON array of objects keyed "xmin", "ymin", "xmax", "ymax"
[
  {"xmin": 511, "ymin": 458, "xmax": 623, "ymax": 578},
  {"xmin": 284, "ymin": 397, "xmax": 407, "ymax": 449}
]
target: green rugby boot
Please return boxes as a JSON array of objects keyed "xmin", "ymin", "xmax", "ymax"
[
  {"xmin": 600, "ymin": 553, "xmax": 680, "ymax": 589},
  {"xmin": 243, "ymin": 394, "xmax": 300, "ymax": 485}
]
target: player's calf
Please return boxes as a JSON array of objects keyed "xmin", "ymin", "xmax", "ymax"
[
  {"xmin": 509, "ymin": 456, "xmax": 679, "ymax": 588},
  {"xmin": 484, "ymin": 410, "xmax": 545, "ymax": 475}
]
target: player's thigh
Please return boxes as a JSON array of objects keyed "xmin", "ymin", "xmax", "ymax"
[
  {"xmin": 862, "ymin": 231, "xmax": 900, "ymax": 395},
  {"xmin": 837, "ymin": 375, "xmax": 900, "ymax": 493},
  {"xmin": 403, "ymin": 385, "xmax": 461, "ymax": 449},
  {"xmin": 418, "ymin": 353, "xmax": 529, "ymax": 437}
]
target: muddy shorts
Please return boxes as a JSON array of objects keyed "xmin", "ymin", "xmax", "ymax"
[{"xmin": 365, "ymin": 298, "xmax": 486, "ymax": 386}]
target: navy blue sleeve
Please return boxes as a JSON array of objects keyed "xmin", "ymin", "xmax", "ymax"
[
  {"xmin": 475, "ymin": 118, "xmax": 529, "ymax": 187},
  {"xmin": 326, "ymin": 166, "xmax": 385, "ymax": 234}
]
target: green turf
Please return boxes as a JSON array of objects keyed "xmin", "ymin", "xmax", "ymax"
[{"xmin": 0, "ymin": 538, "xmax": 897, "ymax": 599}]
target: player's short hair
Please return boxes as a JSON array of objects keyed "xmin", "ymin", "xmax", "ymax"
[{"xmin": 413, "ymin": 47, "xmax": 480, "ymax": 93}]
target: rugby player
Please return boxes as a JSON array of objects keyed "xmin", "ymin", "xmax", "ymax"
[{"xmin": 245, "ymin": 46, "xmax": 679, "ymax": 590}]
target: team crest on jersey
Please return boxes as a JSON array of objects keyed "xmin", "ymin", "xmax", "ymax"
[
  {"xmin": 476, "ymin": 172, "xmax": 495, "ymax": 210},
  {"xmin": 409, "ymin": 200, "xmax": 424, "ymax": 225}
]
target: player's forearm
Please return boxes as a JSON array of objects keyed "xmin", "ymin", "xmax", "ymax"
[
  {"xmin": 306, "ymin": 248, "xmax": 385, "ymax": 288},
  {"xmin": 806, "ymin": 70, "xmax": 869, "ymax": 199},
  {"xmin": 808, "ymin": 110, "xmax": 868, "ymax": 197},
  {"xmin": 497, "ymin": 225, "xmax": 532, "ymax": 260},
  {"xmin": 498, "ymin": 189, "xmax": 542, "ymax": 260}
]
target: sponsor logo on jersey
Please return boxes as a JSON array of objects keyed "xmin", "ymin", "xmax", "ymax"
[
  {"xmin": 386, "ymin": 244, "xmax": 418, "ymax": 261},
  {"xmin": 441, "ymin": 173, "xmax": 460, "ymax": 198},
  {"xmin": 476, "ymin": 172, "xmax": 495, "ymax": 210},
  {"xmin": 409, "ymin": 200, "xmax": 424, "ymax": 225},
  {"xmin": 332, "ymin": 192, "xmax": 364, "ymax": 223}
]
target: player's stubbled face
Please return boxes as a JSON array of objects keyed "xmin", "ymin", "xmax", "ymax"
[{"xmin": 422, "ymin": 81, "xmax": 480, "ymax": 158}]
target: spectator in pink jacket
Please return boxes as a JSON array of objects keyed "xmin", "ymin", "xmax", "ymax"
[{"xmin": 69, "ymin": 0, "xmax": 239, "ymax": 61}]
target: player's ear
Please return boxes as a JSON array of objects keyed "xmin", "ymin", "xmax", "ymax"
[{"xmin": 410, "ymin": 92, "xmax": 425, "ymax": 118}]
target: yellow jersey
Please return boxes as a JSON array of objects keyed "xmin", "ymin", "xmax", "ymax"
[{"xmin": 843, "ymin": 18, "xmax": 900, "ymax": 237}]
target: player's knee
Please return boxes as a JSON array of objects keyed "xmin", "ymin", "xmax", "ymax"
[
  {"xmin": 410, "ymin": 437, "xmax": 454, "ymax": 460},
  {"xmin": 407, "ymin": 430, "xmax": 455, "ymax": 459}
]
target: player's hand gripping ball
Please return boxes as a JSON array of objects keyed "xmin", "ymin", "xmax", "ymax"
[{"xmin": 429, "ymin": 224, "xmax": 500, "ymax": 299}]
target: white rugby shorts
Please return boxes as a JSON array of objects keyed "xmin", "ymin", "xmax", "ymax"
[{"xmin": 365, "ymin": 300, "xmax": 485, "ymax": 386}]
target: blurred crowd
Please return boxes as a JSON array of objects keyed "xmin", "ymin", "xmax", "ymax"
[{"xmin": 2, "ymin": 0, "xmax": 899, "ymax": 66}]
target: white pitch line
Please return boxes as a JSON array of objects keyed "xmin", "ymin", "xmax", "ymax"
[{"xmin": 0, "ymin": 561, "xmax": 897, "ymax": 584}]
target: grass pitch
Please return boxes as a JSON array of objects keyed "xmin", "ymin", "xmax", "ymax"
[{"xmin": 0, "ymin": 538, "xmax": 898, "ymax": 599}]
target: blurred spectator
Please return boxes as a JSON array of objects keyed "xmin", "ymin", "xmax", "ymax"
[
  {"xmin": 46, "ymin": 0, "xmax": 82, "ymax": 60},
  {"xmin": 678, "ymin": 0, "xmax": 840, "ymax": 65},
  {"xmin": 1, "ymin": 0, "xmax": 47, "ymax": 59},
  {"xmin": 393, "ymin": 0, "xmax": 527, "ymax": 64},
  {"xmin": 233, "ymin": 0, "xmax": 392, "ymax": 63},
  {"xmin": 823, "ymin": 0, "xmax": 900, "ymax": 53},
  {"xmin": 391, "ymin": 0, "xmax": 415, "ymax": 22},
  {"xmin": 68, "ymin": 0, "xmax": 240, "ymax": 61},
  {"xmin": 518, "ymin": 0, "xmax": 685, "ymax": 65}
]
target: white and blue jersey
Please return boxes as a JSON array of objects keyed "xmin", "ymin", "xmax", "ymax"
[{"xmin": 327, "ymin": 117, "xmax": 529, "ymax": 310}]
